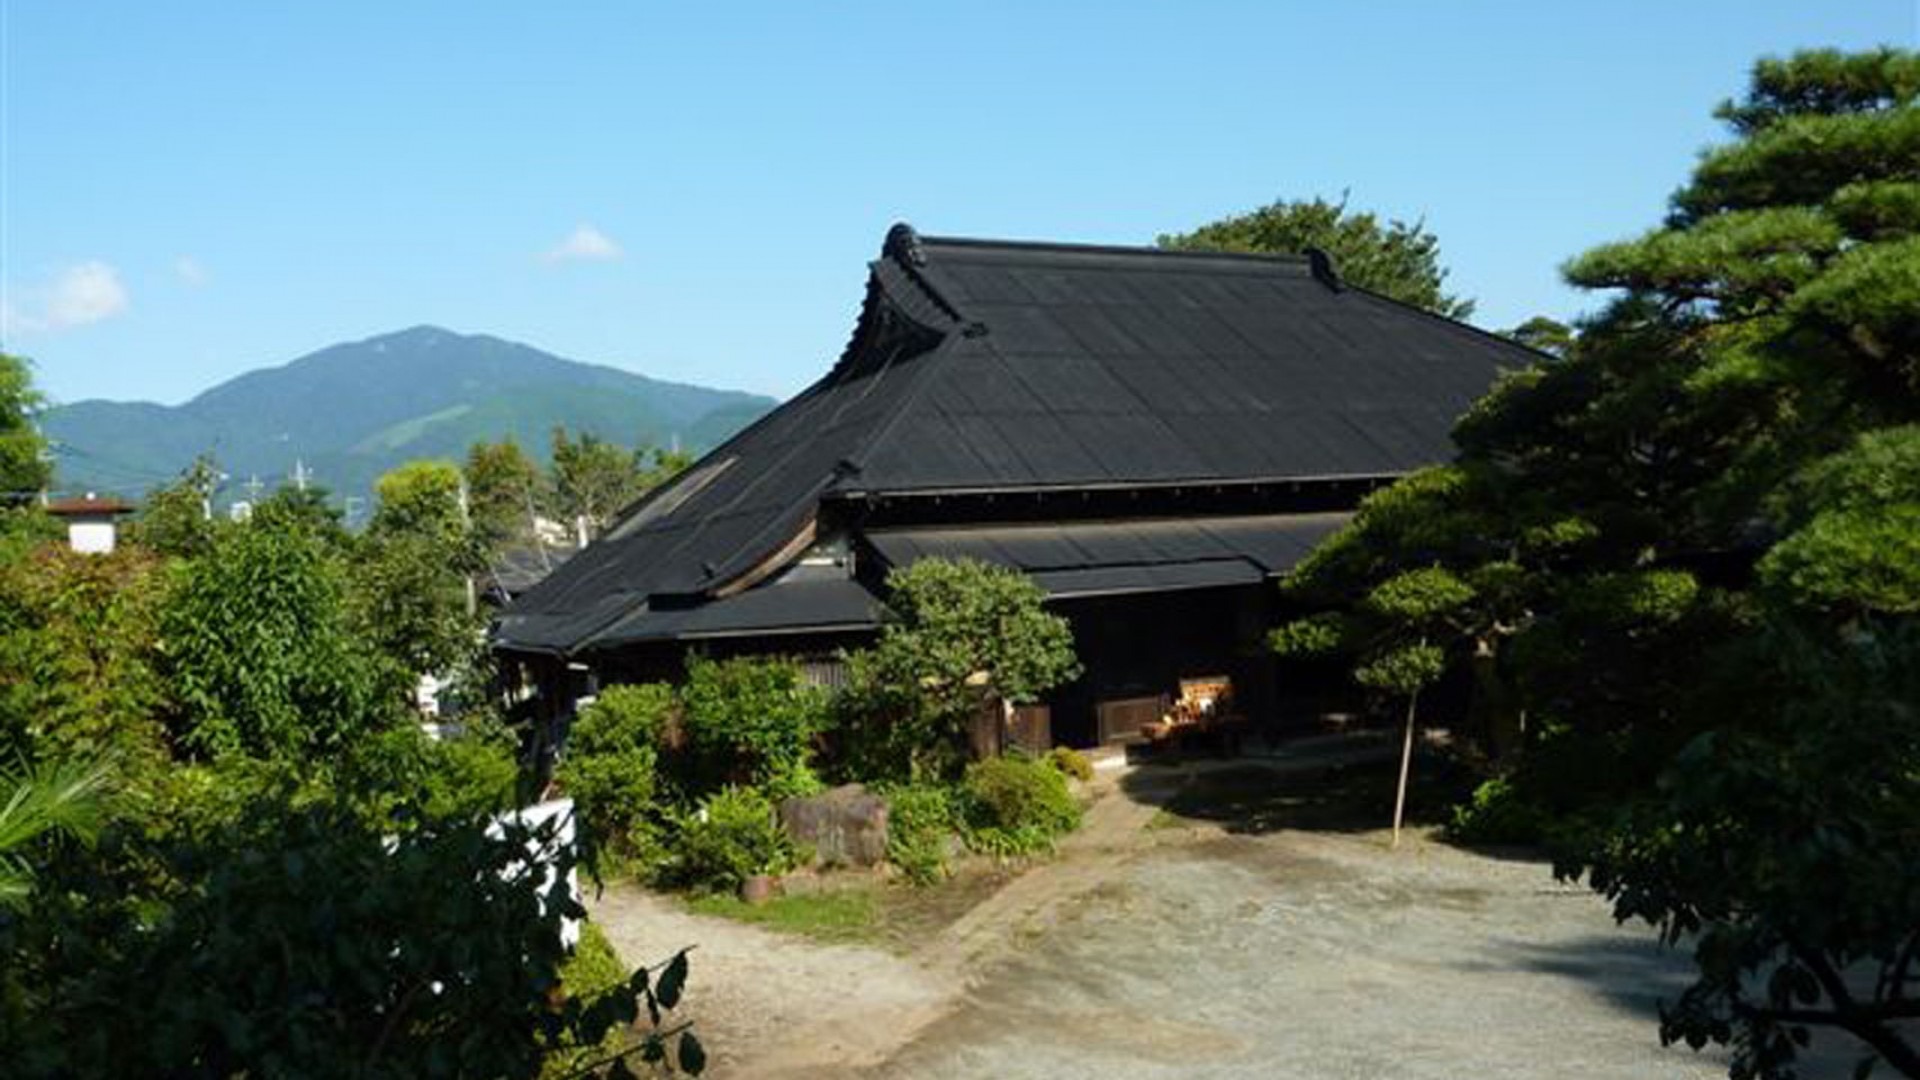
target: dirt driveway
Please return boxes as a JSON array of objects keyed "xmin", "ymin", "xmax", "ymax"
[{"xmin": 593, "ymin": 748, "xmax": 1802, "ymax": 1079}]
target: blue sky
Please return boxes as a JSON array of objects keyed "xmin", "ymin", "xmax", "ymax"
[{"xmin": 5, "ymin": 2, "xmax": 1916, "ymax": 406}]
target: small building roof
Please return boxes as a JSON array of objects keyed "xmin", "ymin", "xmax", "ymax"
[
  {"xmin": 44, "ymin": 494, "xmax": 134, "ymax": 517},
  {"xmin": 497, "ymin": 224, "xmax": 1530, "ymax": 656}
]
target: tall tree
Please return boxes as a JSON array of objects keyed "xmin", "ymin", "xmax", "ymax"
[
  {"xmin": 1274, "ymin": 48, "xmax": 1920, "ymax": 1078},
  {"xmin": 838, "ymin": 558, "xmax": 1080, "ymax": 781},
  {"xmin": 0, "ymin": 354, "xmax": 50, "ymax": 504},
  {"xmin": 549, "ymin": 427, "xmax": 688, "ymax": 541},
  {"xmin": 354, "ymin": 461, "xmax": 484, "ymax": 681},
  {"xmin": 161, "ymin": 512, "xmax": 400, "ymax": 762},
  {"xmin": 463, "ymin": 438, "xmax": 543, "ymax": 555},
  {"xmin": 127, "ymin": 456, "xmax": 223, "ymax": 559},
  {"xmin": 1159, "ymin": 194, "xmax": 1475, "ymax": 319}
]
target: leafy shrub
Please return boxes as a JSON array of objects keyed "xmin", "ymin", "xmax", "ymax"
[
  {"xmin": 1445, "ymin": 777, "xmax": 1546, "ymax": 845},
  {"xmin": 540, "ymin": 922, "xmax": 635, "ymax": 1079},
  {"xmin": 960, "ymin": 754, "xmax": 1081, "ymax": 857},
  {"xmin": 963, "ymin": 822, "xmax": 1056, "ymax": 859},
  {"xmin": 336, "ymin": 720, "xmax": 521, "ymax": 829},
  {"xmin": 679, "ymin": 655, "xmax": 826, "ymax": 793},
  {"xmin": 882, "ymin": 783, "xmax": 963, "ymax": 885},
  {"xmin": 833, "ymin": 559, "xmax": 1080, "ymax": 784},
  {"xmin": 558, "ymin": 684, "xmax": 674, "ymax": 854},
  {"xmin": 160, "ymin": 518, "xmax": 402, "ymax": 762},
  {"xmin": 1, "ymin": 796, "xmax": 703, "ymax": 1078},
  {"xmin": 1045, "ymin": 746, "xmax": 1093, "ymax": 783},
  {"xmin": 665, "ymin": 786, "xmax": 796, "ymax": 894}
]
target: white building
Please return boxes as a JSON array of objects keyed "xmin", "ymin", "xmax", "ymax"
[{"xmin": 45, "ymin": 494, "xmax": 133, "ymax": 554}]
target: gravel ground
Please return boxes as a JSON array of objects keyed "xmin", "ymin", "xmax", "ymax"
[
  {"xmin": 597, "ymin": 751, "xmax": 1866, "ymax": 1079},
  {"xmin": 864, "ymin": 827, "xmax": 1735, "ymax": 1079}
]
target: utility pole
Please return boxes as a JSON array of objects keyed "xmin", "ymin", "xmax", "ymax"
[
  {"xmin": 292, "ymin": 459, "xmax": 310, "ymax": 493},
  {"xmin": 243, "ymin": 474, "xmax": 265, "ymax": 501},
  {"xmin": 457, "ymin": 476, "xmax": 476, "ymax": 616}
]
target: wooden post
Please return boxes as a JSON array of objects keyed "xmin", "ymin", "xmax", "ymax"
[{"xmin": 1391, "ymin": 689, "xmax": 1419, "ymax": 850}]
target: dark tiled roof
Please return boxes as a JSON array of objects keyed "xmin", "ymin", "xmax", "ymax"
[
  {"xmin": 496, "ymin": 225, "xmax": 1525, "ymax": 655},
  {"xmin": 591, "ymin": 576, "xmax": 887, "ymax": 647},
  {"xmin": 863, "ymin": 512, "xmax": 1351, "ymax": 580}
]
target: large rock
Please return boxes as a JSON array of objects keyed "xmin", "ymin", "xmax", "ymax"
[{"xmin": 780, "ymin": 784, "xmax": 889, "ymax": 868}]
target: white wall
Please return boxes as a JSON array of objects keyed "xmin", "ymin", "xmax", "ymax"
[{"xmin": 68, "ymin": 518, "xmax": 117, "ymax": 554}]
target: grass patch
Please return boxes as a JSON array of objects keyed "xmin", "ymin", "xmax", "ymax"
[
  {"xmin": 686, "ymin": 889, "xmax": 879, "ymax": 943},
  {"xmin": 680, "ymin": 862, "xmax": 1020, "ymax": 953}
]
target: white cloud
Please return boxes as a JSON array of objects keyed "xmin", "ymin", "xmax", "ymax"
[
  {"xmin": 1, "ymin": 260, "xmax": 130, "ymax": 335},
  {"xmin": 174, "ymin": 255, "xmax": 208, "ymax": 287},
  {"xmin": 542, "ymin": 224, "xmax": 623, "ymax": 264}
]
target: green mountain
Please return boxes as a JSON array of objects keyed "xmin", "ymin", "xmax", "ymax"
[{"xmin": 43, "ymin": 326, "xmax": 776, "ymax": 512}]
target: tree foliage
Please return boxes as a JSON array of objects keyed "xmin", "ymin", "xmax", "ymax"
[
  {"xmin": 127, "ymin": 456, "xmax": 222, "ymax": 559},
  {"xmin": 0, "ymin": 354, "xmax": 50, "ymax": 502},
  {"xmin": 550, "ymin": 428, "xmax": 690, "ymax": 541},
  {"xmin": 465, "ymin": 437, "xmax": 544, "ymax": 555},
  {"xmin": 0, "ymin": 546, "xmax": 169, "ymax": 766},
  {"xmin": 837, "ymin": 559, "xmax": 1080, "ymax": 781},
  {"xmin": 1274, "ymin": 48, "xmax": 1920, "ymax": 1078},
  {"xmin": 1159, "ymin": 194, "xmax": 1475, "ymax": 319},
  {"xmin": 160, "ymin": 510, "xmax": 402, "ymax": 762},
  {"xmin": 0, "ymin": 793, "xmax": 704, "ymax": 1077}
]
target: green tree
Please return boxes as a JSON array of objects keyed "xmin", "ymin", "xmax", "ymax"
[
  {"xmin": 0, "ymin": 793, "xmax": 705, "ymax": 1077},
  {"xmin": 1159, "ymin": 194, "xmax": 1475, "ymax": 318},
  {"xmin": 549, "ymin": 427, "xmax": 689, "ymax": 540},
  {"xmin": 253, "ymin": 482, "xmax": 349, "ymax": 547},
  {"xmin": 126, "ymin": 455, "xmax": 223, "ymax": 559},
  {"xmin": 160, "ymin": 512, "xmax": 401, "ymax": 762},
  {"xmin": 838, "ymin": 558, "xmax": 1080, "ymax": 781},
  {"xmin": 0, "ymin": 353, "xmax": 50, "ymax": 504},
  {"xmin": 1501, "ymin": 315, "xmax": 1576, "ymax": 357},
  {"xmin": 465, "ymin": 437, "xmax": 544, "ymax": 555},
  {"xmin": 0, "ymin": 545, "xmax": 169, "ymax": 767},
  {"xmin": 352, "ymin": 461, "xmax": 485, "ymax": 680},
  {"xmin": 678, "ymin": 654, "xmax": 826, "ymax": 799},
  {"xmin": 1276, "ymin": 48, "xmax": 1920, "ymax": 1078}
]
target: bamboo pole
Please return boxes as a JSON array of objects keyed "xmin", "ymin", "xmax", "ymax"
[{"xmin": 1391, "ymin": 689, "xmax": 1419, "ymax": 850}]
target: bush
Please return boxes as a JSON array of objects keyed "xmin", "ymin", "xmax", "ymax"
[
  {"xmin": 883, "ymin": 783, "xmax": 963, "ymax": 885},
  {"xmin": 679, "ymin": 655, "xmax": 826, "ymax": 794},
  {"xmin": 1445, "ymin": 777, "xmax": 1546, "ymax": 845},
  {"xmin": 1045, "ymin": 746, "xmax": 1093, "ymax": 783},
  {"xmin": 665, "ymin": 786, "xmax": 796, "ymax": 894},
  {"xmin": 336, "ymin": 720, "xmax": 521, "ymax": 829},
  {"xmin": 558, "ymin": 684, "xmax": 674, "ymax": 853},
  {"xmin": 964, "ymin": 755, "xmax": 1081, "ymax": 836},
  {"xmin": 540, "ymin": 921, "xmax": 635, "ymax": 1079}
]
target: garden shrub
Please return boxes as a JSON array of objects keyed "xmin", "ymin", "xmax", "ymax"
[
  {"xmin": 557, "ymin": 684, "xmax": 674, "ymax": 854},
  {"xmin": 540, "ymin": 921, "xmax": 633, "ymax": 1079},
  {"xmin": 1045, "ymin": 746, "xmax": 1093, "ymax": 783},
  {"xmin": 959, "ymin": 755, "xmax": 1081, "ymax": 858},
  {"xmin": 679, "ymin": 655, "xmax": 826, "ymax": 794},
  {"xmin": 337, "ymin": 719, "xmax": 521, "ymax": 828},
  {"xmin": 964, "ymin": 755, "xmax": 1081, "ymax": 836},
  {"xmin": 1445, "ymin": 776, "xmax": 1546, "ymax": 845},
  {"xmin": 882, "ymin": 783, "xmax": 964, "ymax": 885},
  {"xmin": 665, "ymin": 786, "xmax": 796, "ymax": 894}
]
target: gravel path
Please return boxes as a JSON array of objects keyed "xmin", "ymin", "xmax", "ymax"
[{"xmin": 591, "ymin": 749, "xmax": 1847, "ymax": 1078}]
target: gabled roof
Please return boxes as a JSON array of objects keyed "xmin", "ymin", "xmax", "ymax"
[{"xmin": 495, "ymin": 224, "xmax": 1529, "ymax": 656}]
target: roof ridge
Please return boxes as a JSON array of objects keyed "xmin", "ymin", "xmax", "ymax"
[
  {"xmin": 918, "ymin": 232, "xmax": 1314, "ymax": 267},
  {"xmin": 1339, "ymin": 281, "xmax": 1554, "ymax": 362}
]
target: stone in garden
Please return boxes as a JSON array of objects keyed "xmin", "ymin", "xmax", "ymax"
[{"xmin": 779, "ymin": 784, "xmax": 889, "ymax": 867}]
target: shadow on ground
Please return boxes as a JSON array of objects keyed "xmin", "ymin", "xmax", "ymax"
[
  {"xmin": 1461, "ymin": 932, "xmax": 1697, "ymax": 1019},
  {"xmin": 1120, "ymin": 748, "xmax": 1474, "ymax": 836}
]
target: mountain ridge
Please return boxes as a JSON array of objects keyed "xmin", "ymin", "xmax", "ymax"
[{"xmin": 43, "ymin": 326, "xmax": 777, "ymax": 511}]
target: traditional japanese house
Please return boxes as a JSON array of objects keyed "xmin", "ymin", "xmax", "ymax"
[{"xmin": 493, "ymin": 224, "xmax": 1530, "ymax": 747}]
